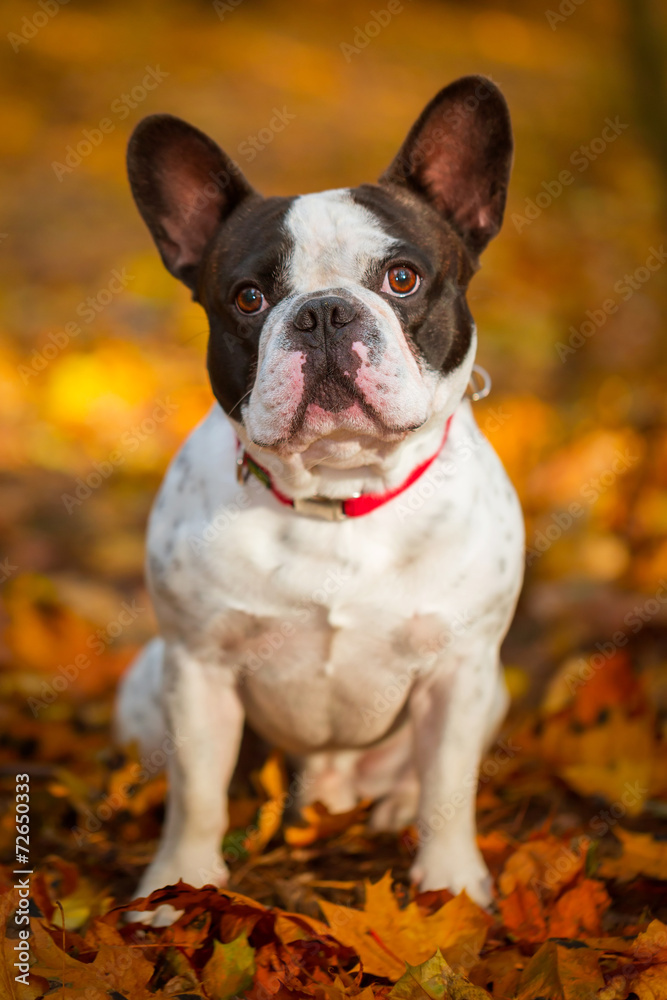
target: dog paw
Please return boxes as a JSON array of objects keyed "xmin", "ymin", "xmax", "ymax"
[
  {"xmin": 125, "ymin": 903, "xmax": 186, "ymax": 926},
  {"xmin": 144, "ymin": 850, "xmax": 229, "ymax": 894},
  {"xmin": 126, "ymin": 850, "xmax": 229, "ymax": 924},
  {"xmin": 410, "ymin": 845, "xmax": 493, "ymax": 909}
]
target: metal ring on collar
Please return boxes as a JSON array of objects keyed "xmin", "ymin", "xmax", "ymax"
[{"xmin": 466, "ymin": 364, "xmax": 492, "ymax": 402}]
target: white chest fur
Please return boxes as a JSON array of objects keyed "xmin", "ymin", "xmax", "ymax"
[{"xmin": 142, "ymin": 401, "xmax": 523, "ymax": 753}]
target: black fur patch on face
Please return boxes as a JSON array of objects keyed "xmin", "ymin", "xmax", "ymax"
[
  {"xmin": 351, "ymin": 183, "xmax": 476, "ymax": 374},
  {"xmin": 200, "ymin": 195, "xmax": 295, "ymax": 418}
]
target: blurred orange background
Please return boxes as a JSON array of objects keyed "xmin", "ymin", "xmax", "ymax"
[{"xmin": 0, "ymin": 0, "xmax": 666, "ymax": 876}]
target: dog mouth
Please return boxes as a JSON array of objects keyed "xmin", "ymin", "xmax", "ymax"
[
  {"xmin": 249, "ymin": 413, "xmax": 425, "ymax": 457},
  {"xmin": 242, "ymin": 335, "xmax": 432, "ymax": 452},
  {"xmin": 260, "ymin": 375, "xmax": 424, "ymax": 451}
]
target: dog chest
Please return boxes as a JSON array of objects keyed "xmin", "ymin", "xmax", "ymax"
[{"xmin": 145, "ymin": 427, "xmax": 523, "ymax": 753}]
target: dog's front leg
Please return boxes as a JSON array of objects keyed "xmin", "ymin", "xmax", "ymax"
[
  {"xmin": 134, "ymin": 643, "xmax": 244, "ymax": 913},
  {"xmin": 409, "ymin": 645, "xmax": 501, "ymax": 907}
]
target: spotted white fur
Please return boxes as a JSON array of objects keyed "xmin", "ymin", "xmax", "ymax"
[{"xmin": 115, "ymin": 189, "xmax": 525, "ymax": 923}]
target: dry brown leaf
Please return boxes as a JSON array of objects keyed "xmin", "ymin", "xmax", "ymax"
[
  {"xmin": 389, "ymin": 949, "xmax": 492, "ymax": 1000},
  {"xmin": 515, "ymin": 941, "xmax": 605, "ymax": 1000},
  {"xmin": 547, "ymin": 879, "xmax": 611, "ymax": 938}
]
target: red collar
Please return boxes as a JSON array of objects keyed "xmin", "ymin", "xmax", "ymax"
[{"xmin": 236, "ymin": 416, "xmax": 453, "ymax": 521}]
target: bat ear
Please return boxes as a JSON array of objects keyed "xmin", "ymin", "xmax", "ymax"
[
  {"xmin": 380, "ymin": 76, "xmax": 513, "ymax": 255},
  {"xmin": 127, "ymin": 114, "xmax": 255, "ymax": 289}
]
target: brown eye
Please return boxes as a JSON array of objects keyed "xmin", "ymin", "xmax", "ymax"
[
  {"xmin": 383, "ymin": 266, "xmax": 420, "ymax": 296},
  {"xmin": 235, "ymin": 287, "xmax": 265, "ymax": 314}
]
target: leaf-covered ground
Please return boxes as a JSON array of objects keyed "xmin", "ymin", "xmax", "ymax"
[
  {"xmin": 2, "ymin": 645, "xmax": 667, "ymax": 997},
  {"xmin": 1, "ymin": 0, "xmax": 667, "ymax": 997}
]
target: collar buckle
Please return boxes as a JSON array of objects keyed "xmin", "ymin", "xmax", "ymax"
[
  {"xmin": 293, "ymin": 496, "xmax": 347, "ymax": 521},
  {"xmin": 466, "ymin": 364, "xmax": 492, "ymax": 402}
]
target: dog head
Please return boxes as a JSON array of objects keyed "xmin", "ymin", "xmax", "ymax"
[{"xmin": 128, "ymin": 76, "xmax": 512, "ymax": 472}]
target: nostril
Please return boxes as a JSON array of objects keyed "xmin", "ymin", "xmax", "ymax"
[
  {"xmin": 294, "ymin": 306, "xmax": 318, "ymax": 332},
  {"xmin": 330, "ymin": 303, "xmax": 357, "ymax": 329}
]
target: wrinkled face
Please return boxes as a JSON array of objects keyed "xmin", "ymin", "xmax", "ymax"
[
  {"xmin": 127, "ymin": 74, "xmax": 513, "ymax": 463},
  {"xmin": 203, "ymin": 185, "xmax": 476, "ymax": 455}
]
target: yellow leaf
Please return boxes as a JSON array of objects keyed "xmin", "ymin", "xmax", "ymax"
[
  {"xmin": 320, "ymin": 873, "xmax": 491, "ymax": 981},
  {"xmin": 559, "ymin": 759, "xmax": 652, "ymax": 814},
  {"xmin": 539, "ymin": 709, "xmax": 653, "ymax": 812},
  {"xmin": 600, "ymin": 831, "xmax": 667, "ymax": 881},
  {"xmin": 244, "ymin": 750, "xmax": 286, "ymax": 855},
  {"xmin": 285, "ymin": 799, "xmax": 371, "ymax": 847},
  {"xmin": 630, "ymin": 962, "xmax": 667, "ymax": 1000}
]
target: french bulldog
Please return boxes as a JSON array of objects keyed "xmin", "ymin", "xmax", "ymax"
[{"xmin": 115, "ymin": 74, "xmax": 524, "ymax": 921}]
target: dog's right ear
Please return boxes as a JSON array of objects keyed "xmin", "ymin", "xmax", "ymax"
[{"xmin": 127, "ymin": 114, "xmax": 255, "ymax": 291}]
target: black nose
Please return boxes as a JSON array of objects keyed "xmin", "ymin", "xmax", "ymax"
[{"xmin": 293, "ymin": 295, "xmax": 358, "ymax": 343}]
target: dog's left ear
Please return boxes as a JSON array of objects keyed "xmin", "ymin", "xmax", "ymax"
[{"xmin": 380, "ymin": 75, "xmax": 513, "ymax": 255}]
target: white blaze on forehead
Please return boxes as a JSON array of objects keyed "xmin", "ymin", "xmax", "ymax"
[{"xmin": 285, "ymin": 189, "xmax": 397, "ymax": 293}]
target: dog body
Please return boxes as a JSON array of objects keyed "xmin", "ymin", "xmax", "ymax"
[{"xmin": 116, "ymin": 76, "xmax": 524, "ymax": 915}]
